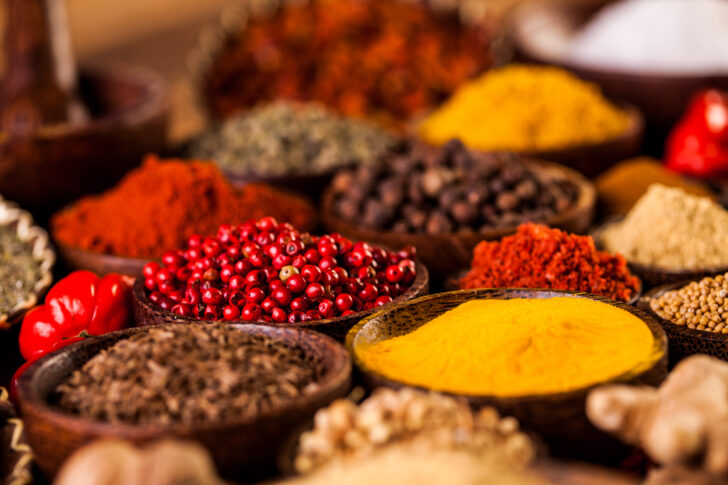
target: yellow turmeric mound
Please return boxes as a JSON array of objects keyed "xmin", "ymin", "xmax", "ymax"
[
  {"xmin": 419, "ymin": 65, "xmax": 630, "ymax": 152},
  {"xmin": 357, "ymin": 298, "xmax": 654, "ymax": 397}
]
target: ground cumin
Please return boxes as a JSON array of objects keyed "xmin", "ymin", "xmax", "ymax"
[
  {"xmin": 51, "ymin": 156, "xmax": 316, "ymax": 259},
  {"xmin": 356, "ymin": 298, "xmax": 654, "ymax": 397}
]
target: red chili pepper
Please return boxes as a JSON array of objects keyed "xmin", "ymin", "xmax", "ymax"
[
  {"xmin": 665, "ymin": 89, "xmax": 728, "ymax": 178},
  {"xmin": 18, "ymin": 271, "xmax": 133, "ymax": 361}
]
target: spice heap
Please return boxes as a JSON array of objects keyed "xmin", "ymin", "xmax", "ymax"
[
  {"xmin": 202, "ymin": 0, "xmax": 490, "ymax": 128},
  {"xmin": 595, "ymin": 157, "xmax": 714, "ymax": 217},
  {"xmin": 142, "ymin": 218, "xmax": 417, "ymax": 323},
  {"xmin": 356, "ymin": 298, "xmax": 654, "ymax": 397},
  {"xmin": 601, "ymin": 185, "xmax": 728, "ymax": 270},
  {"xmin": 568, "ymin": 0, "xmax": 728, "ymax": 74},
  {"xmin": 188, "ymin": 102, "xmax": 399, "ymax": 177},
  {"xmin": 330, "ymin": 140, "xmax": 577, "ymax": 234},
  {"xmin": 460, "ymin": 223, "xmax": 639, "ymax": 302},
  {"xmin": 419, "ymin": 65, "xmax": 630, "ymax": 152},
  {"xmin": 56, "ymin": 324, "xmax": 321, "ymax": 425},
  {"xmin": 294, "ymin": 388, "xmax": 535, "ymax": 474},
  {"xmin": 51, "ymin": 156, "xmax": 316, "ymax": 259},
  {"xmin": 650, "ymin": 273, "xmax": 728, "ymax": 334}
]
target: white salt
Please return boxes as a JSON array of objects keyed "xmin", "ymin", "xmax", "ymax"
[{"xmin": 568, "ymin": 0, "xmax": 728, "ymax": 75}]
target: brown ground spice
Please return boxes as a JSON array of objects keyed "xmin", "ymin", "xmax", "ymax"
[{"xmin": 50, "ymin": 156, "xmax": 316, "ymax": 259}]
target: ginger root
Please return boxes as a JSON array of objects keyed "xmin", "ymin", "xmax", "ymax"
[
  {"xmin": 53, "ymin": 439, "xmax": 225, "ymax": 485},
  {"xmin": 587, "ymin": 355, "xmax": 728, "ymax": 474}
]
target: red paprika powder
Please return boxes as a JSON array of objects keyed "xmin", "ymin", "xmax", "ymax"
[
  {"xmin": 460, "ymin": 223, "xmax": 639, "ymax": 302},
  {"xmin": 202, "ymin": 0, "xmax": 491, "ymax": 129},
  {"xmin": 50, "ymin": 156, "xmax": 316, "ymax": 259}
]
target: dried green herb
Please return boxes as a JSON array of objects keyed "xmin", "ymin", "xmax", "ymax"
[
  {"xmin": 0, "ymin": 227, "xmax": 44, "ymax": 315},
  {"xmin": 56, "ymin": 324, "xmax": 322, "ymax": 425},
  {"xmin": 188, "ymin": 102, "xmax": 399, "ymax": 177}
]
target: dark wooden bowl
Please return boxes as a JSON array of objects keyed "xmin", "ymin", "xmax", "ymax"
[
  {"xmin": 638, "ymin": 281, "xmax": 728, "ymax": 367},
  {"xmin": 522, "ymin": 105, "xmax": 643, "ymax": 178},
  {"xmin": 0, "ymin": 197, "xmax": 55, "ymax": 330},
  {"xmin": 0, "ymin": 65, "xmax": 168, "ymax": 214},
  {"xmin": 509, "ymin": 0, "xmax": 728, "ymax": 141},
  {"xmin": 15, "ymin": 324, "xmax": 352, "ymax": 480},
  {"xmin": 444, "ymin": 268, "xmax": 643, "ymax": 305},
  {"xmin": 56, "ymin": 242, "xmax": 149, "ymax": 278},
  {"xmin": 592, "ymin": 219, "xmax": 728, "ymax": 289},
  {"xmin": 0, "ymin": 387, "xmax": 33, "ymax": 485},
  {"xmin": 132, "ymin": 260, "xmax": 429, "ymax": 342},
  {"xmin": 346, "ymin": 288, "xmax": 668, "ymax": 463},
  {"xmin": 221, "ymin": 166, "xmax": 344, "ymax": 203},
  {"xmin": 322, "ymin": 159, "xmax": 595, "ymax": 283}
]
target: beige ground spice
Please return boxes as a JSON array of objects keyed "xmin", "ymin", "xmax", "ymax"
[{"xmin": 602, "ymin": 184, "xmax": 728, "ymax": 269}]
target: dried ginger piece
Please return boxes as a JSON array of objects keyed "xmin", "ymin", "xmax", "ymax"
[{"xmin": 587, "ymin": 355, "xmax": 728, "ymax": 474}]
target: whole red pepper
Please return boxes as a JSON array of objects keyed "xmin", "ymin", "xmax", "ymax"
[
  {"xmin": 18, "ymin": 271, "xmax": 133, "ymax": 361},
  {"xmin": 665, "ymin": 89, "xmax": 728, "ymax": 178}
]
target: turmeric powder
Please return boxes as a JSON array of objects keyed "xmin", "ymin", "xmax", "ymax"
[
  {"xmin": 419, "ymin": 65, "xmax": 630, "ymax": 152},
  {"xmin": 356, "ymin": 297, "xmax": 655, "ymax": 397}
]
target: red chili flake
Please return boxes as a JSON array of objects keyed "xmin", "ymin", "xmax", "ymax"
[{"xmin": 459, "ymin": 223, "xmax": 639, "ymax": 302}]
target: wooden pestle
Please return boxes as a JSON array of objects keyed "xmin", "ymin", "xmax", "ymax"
[{"xmin": 0, "ymin": 0, "xmax": 87, "ymax": 134}]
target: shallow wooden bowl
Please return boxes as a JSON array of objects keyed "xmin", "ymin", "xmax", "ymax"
[
  {"xmin": 346, "ymin": 288, "xmax": 668, "ymax": 462},
  {"xmin": 222, "ymin": 167, "xmax": 342, "ymax": 202},
  {"xmin": 638, "ymin": 281, "xmax": 728, "ymax": 366},
  {"xmin": 56, "ymin": 242, "xmax": 149, "ymax": 278},
  {"xmin": 132, "ymin": 260, "xmax": 429, "ymax": 342},
  {"xmin": 509, "ymin": 0, "xmax": 728, "ymax": 140},
  {"xmin": 322, "ymin": 159, "xmax": 595, "ymax": 283},
  {"xmin": 1, "ymin": 387, "xmax": 33, "ymax": 485},
  {"xmin": 592, "ymin": 220, "xmax": 728, "ymax": 289},
  {"xmin": 15, "ymin": 324, "xmax": 352, "ymax": 480},
  {"xmin": 0, "ymin": 65, "xmax": 168, "ymax": 213}
]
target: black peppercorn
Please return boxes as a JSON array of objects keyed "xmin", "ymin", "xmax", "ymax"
[{"xmin": 330, "ymin": 139, "xmax": 577, "ymax": 236}]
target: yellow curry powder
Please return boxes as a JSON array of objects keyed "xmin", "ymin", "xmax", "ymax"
[
  {"xmin": 419, "ymin": 65, "xmax": 630, "ymax": 152},
  {"xmin": 357, "ymin": 298, "xmax": 654, "ymax": 397}
]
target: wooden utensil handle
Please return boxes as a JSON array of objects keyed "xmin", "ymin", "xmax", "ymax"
[{"xmin": 0, "ymin": 0, "xmax": 86, "ymax": 133}]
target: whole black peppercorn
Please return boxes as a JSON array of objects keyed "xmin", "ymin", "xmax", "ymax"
[
  {"xmin": 425, "ymin": 211, "xmax": 454, "ymax": 235},
  {"xmin": 450, "ymin": 200, "xmax": 477, "ymax": 226},
  {"xmin": 496, "ymin": 192, "xmax": 520, "ymax": 212}
]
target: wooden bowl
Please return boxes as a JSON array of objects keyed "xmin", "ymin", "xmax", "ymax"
[
  {"xmin": 56, "ymin": 242, "xmax": 149, "ymax": 278},
  {"xmin": 522, "ymin": 104, "xmax": 643, "ymax": 178},
  {"xmin": 0, "ymin": 65, "xmax": 168, "ymax": 214},
  {"xmin": 346, "ymin": 288, "xmax": 668, "ymax": 462},
  {"xmin": 132, "ymin": 260, "xmax": 429, "ymax": 342},
  {"xmin": 0, "ymin": 387, "xmax": 33, "ymax": 485},
  {"xmin": 509, "ymin": 0, "xmax": 728, "ymax": 141},
  {"xmin": 592, "ymin": 219, "xmax": 728, "ymax": 289},
  {"xmin": 322, "ymin": 159, "xmax": 595, "ymax": 283},
  {"xmin": 445, "ymin": 268, "xmax": 643, "ymax": 305},
  {"xmin": 0, "ymin": 196, "xmax": 55, "ymax": 330},
  {"xmin": 638, "ymin": 281, "xmax": 728, "ymax": 366},
  {"xmin": 222, "ymin": 167, "xmax": 339, "ymax": 202},
  {"xmin": 15, "ymin": 324, "xmax": 352, "ymax": 480}
]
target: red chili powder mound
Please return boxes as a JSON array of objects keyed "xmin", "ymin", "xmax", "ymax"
[
  {"xmin": 51, "ymin": 156, "xmax": 317, "ymax": 259},
  {"xmin": 459, "ymin": 223, "xmax": 639, "ymax": 302}
]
